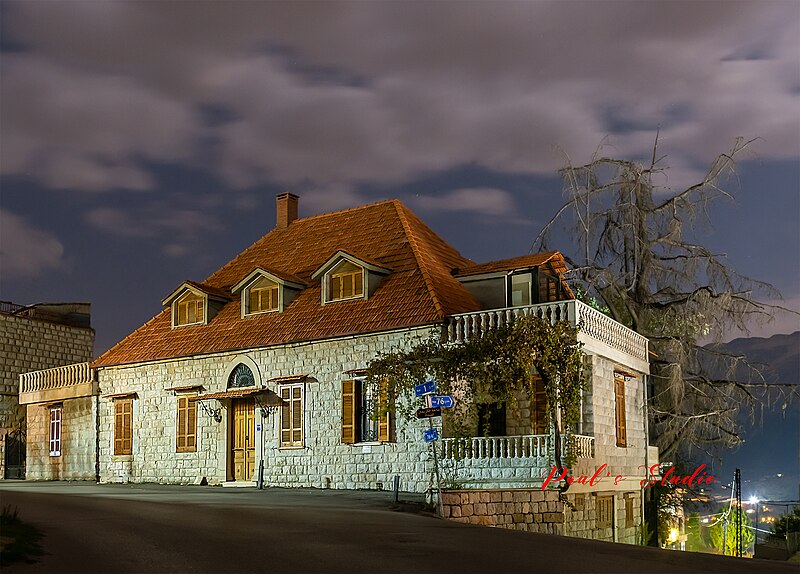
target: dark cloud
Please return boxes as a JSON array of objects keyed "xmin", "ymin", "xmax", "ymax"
[
  {"xmin": 0, "ymin": 209, "xmax": 64, "ymax": 277},
  {"xmin": 2, "ymin": 0, "xmax": 797, "ymax": 196}
]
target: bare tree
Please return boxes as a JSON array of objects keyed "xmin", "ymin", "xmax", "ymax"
[{"xmin": 535, "ymin": 136, "xmax": 796, "ymax": 461}]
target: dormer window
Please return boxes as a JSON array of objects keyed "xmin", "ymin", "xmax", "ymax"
[
  {"xmin": 329, "ymin": 260, "xmax": 364, "ymax": 301},
  {"xmin": 176, "ymin": 292, "xmax": 205, "ymax": 326},
  {"xmin": 232, "ymin": 267, "xmax": 306, "ymax": 317},
  {"xmin": 162, "ymin": 280, "xmax": 231, "ymax": 329},
  {"xmin": 311, "ymin": 250, "xmax": 391, "ymax": 305},
  {"xmin": 248, "ymin": 276, "xmax": 279, "ymax": 314}
]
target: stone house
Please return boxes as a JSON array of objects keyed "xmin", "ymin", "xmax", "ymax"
[
  {"xmin": 1, "ymin": 302, "xmax": 94, "ymax": 479},
  {"xmin": 20, "ymin": 194, "xmax": 655, "ymax": 543}
]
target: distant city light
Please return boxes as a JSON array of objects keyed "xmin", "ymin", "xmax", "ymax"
[
  {"xmin": 777, "ymin": 473, "xmax": 782, "ymax": 478},
  {"xmin": 748, "ymin": 496, "xmax": 759, "ymax": 505},
  {"xmin": 746, "ymin": 509, "xmax": 754, "ymax": 514}
]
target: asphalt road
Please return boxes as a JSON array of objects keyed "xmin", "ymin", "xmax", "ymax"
[{"xmin": 0, "ymin": 482, "xmax": 795, "ymax": 574}]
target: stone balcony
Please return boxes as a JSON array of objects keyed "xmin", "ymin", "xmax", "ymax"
[
  {"xmin": 444, "ymin": 300, "xmax": 650, "ymax": 374},
  {"xmin": 19, "ymin": 361, "xmax": 97, "ymax": 405},
  {"xmin": 439, "ymin": 433, "xmax": 594, "ymax": 489}
]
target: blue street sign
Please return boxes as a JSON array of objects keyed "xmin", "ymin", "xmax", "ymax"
[
  {"xmin": 424, "ymin": 428, "xmax": 439, "ymax": 442},
  {"xmin": 414, "ymin": 380, "xmax": 436, "ymax": 397},
  {"xmin": 429, "ymin": 395, "xmax": 455, "ymax": 409}
]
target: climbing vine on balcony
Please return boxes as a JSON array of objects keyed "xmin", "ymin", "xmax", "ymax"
[{"xmin": 366, "ymin": 314, "xmax": 586, "ymax": 470}]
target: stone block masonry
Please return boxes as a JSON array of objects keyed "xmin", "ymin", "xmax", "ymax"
[
  {"xmin": 0, "ymin": 311, "xmax": 94, "ymax": 478},
  {"xmin": 97, "ymin": 326, "xmax": 438, "ymax": 491},
  {"xmin": 440, "ymin": 488, "xmax": 564, "ymax": 534}
]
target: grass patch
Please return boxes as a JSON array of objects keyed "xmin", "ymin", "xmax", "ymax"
[{"xmin": 0, "ymin": 505, "xmax": 44, "ymax": 566}]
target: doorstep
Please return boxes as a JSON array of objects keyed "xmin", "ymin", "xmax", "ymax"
[{"xmin": 222, "ymin": 481, "xmax": 257, "ymax": 488}]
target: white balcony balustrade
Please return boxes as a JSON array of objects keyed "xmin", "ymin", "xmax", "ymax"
[
  {"xmin": 445, "ymin": 300, "xmax": 649, "ymax": 374},
  {"xmin": 19, "ymin": 361, "xmax": 97, "ymax": 405}
]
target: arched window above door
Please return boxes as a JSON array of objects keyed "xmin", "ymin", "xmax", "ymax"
[{"xmin": 228, "ymin": 363, "xmax": 255, "ymax": 388}]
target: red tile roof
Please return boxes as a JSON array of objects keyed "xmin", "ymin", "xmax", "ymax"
[
  {"xmin": 94, "ymin": 200, "xmax": 482, "ymax": 367},
  {"xmin": 454, "ymin": 251, "xmax": 567, "ymax": 277},
  {"xmin": 94, "ymin": 199, "xmax": 573, "ymax": 368}
]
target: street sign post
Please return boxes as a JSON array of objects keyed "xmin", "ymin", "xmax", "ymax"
[
  {"xmin": 429, "ymin": 395, "xmax": 455, "ymax": 409},
  {"xmin": 414, "ymin": 380, "xmax": 436, "ymax": 397},
  {"xmin": 415, "ymin": 407, "xmax": 442, "ymax": 419},
  {"xmin": 424, "ymin": 428, "xmax": 439, "ymax": 442}
]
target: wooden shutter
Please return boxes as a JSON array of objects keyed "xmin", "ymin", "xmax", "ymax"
[
  {"xmin": 342, "ymin": 380, "xmax": 356, "ymax": 443},
  {"xmin": 531, "ymin": 374, "xmax": 548, "ymax": 435},
  {"xmin": 377, "ymin": 378, "xmax": 391, "ymax": 442},
  {"xmin": 614, "ymin": 375, "xmax": 627, "ymax": 447},
  {"xmin": 176, "ymin": 396, "xmax": 197, "ymax": 453},
  {"xmin": 114, "ymin": 399, "xmax": 133, "ymax": 455},
  {"xmin": 281, "ymin": 387, "xmax": 291, "ymax": 445},
  {"xmin": 177, "ymin": 398, "xmax": 187, "ymax": 451}
]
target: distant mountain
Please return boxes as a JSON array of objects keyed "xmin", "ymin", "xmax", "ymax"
[
  {"xmin": 705, "ymin": 332, "xmax": 800, "ymax": 501},
  {"xmin": 719, "ymin": 331, "xmax": 800, "ymax": 386}
]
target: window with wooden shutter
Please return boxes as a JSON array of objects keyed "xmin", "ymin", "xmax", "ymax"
[
  {"xmin": 377, "ymin": 378, "xmax": 392, "ymax": 442},
  {"xmin": 531, "ymin": 374, "xmax": 549, "ymax": 435},
  {"xmin": 114, "ymin": 398, "xmax": 133, "ymax": 455},
  {"xmin": 280, "ymin": 383, "xmax": 304, "ymax": 447},
  {"xmin": 176, "ymin": 395, "xmax": 197, "ymax": 452},
  {"xmin": 614, "ymin": 374, "xmax": 627, "ymax": 447},
  {"xmin": 596, "ymin": 495, "xmax": 614, "ymax": 528},
  {"xmin": 342, "ymin": 378, "xmax": 394, "ymax": 444},
  {"xmin": 625, "ymin": 495, "xmax": 635, "ymax": 528},
  {"xmin": 327, "ymin": 261, "xmax": 364, "ymax": 302},
  {"xmin": 174, "ymin": 292, "xmax": 205, "ymax": 326},
  {"xmin": 342, "ymin": 380, "xmax": 357, "ymax": 443}
]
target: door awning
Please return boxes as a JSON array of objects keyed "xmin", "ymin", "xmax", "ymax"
[{"xmin": 190, "ymin": 387, "xmax": 283, "ymax": 405}]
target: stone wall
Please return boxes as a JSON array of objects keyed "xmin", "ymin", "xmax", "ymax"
[
  {"xmin": 26, "ymin": 397, "xmax": 97, "ymax": 480},
  {"xmin": 0, "ymin": 313, "xmax": 94, "ymax": 478},
  {"xmin": 577, "ymin": 354, "xmax": 650, "ymax": 490},
  {"xmin": 440, "ymin": 488, "xmax": 564, "ymax": 534},
  {"xmin": 441, "ymin": 488, "xmax": 642, "ymax": 543},
  {"xmin": 97, "ymin": 326, "xmax": 439, "ymax": 491},
  {"xmin": 563, "ymin": 491, "xmax": 641, "ymax": 544}
]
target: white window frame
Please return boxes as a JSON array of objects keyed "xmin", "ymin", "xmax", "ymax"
[
  {"xmin": 243, "ymin": 277, "xmax": 281, "ymax": 316},
  {"xmin": 324, "ymin": 262, "xmax": 366, "ymax": 304},
  {"xmin": 172, "ymin": 290, "xmax": 207, "ymax": 328},
  {"xmin": 49, "ymin": 405, "xmax": 62, "ymax": 457},
  {"xmin": 279, "ymin": 383, "xmax": 304, "ymax": 448}
]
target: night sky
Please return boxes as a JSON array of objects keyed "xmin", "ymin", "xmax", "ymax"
[{"xmin": 2, "ymin": 1, "xmax": 799, "ymax": 358}]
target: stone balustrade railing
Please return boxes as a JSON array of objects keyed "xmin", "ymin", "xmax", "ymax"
[
  {"xmin": 562, "ymin": 433, "xmax": 595, "ymax": 459},
  {"xmin": 441, "ymin": 434, "xmax": 549, "ymax": 460},
  {"xmin": 441, "ymin": 433, "xmax": 594, "ymax": 461},
  {"xmin": 20, "ymin": 361, "xmax": 94, "ymax": 394},
  {"xmin": 444, "ymin": 299, "xmax": 649, "ymax": 368}
]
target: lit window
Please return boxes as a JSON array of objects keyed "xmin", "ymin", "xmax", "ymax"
[
  {"xmin": 341, "ymin": 379, "xmax": 393, "ymax": 443},
  {"xmin": 176, "ymin": 395, "xmax": 197, "ymax": 453},
  {"xmin": 328, "ymin": 261, "xmax": 363, "ymax": 301},
  {"xmin": 49, "ymin": 405, "xmax": 62, "ymax": 457},
  {"xmin": 247, "ymin": 276, "xmax": 279, "ymax": 314},
  {"xmin": 280, "ymin": 384, "xmax": 304, "ymax": 447},
  {"xmin": 175, "ymin": 292, "xmax": 205, "ymax": 326},
  {"xmin": 114, "ymin": 398, "xmax": 133, "ymax": 455}
]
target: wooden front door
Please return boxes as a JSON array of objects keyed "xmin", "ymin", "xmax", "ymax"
[{"xmin": 231, "ymin": 398, "xmax": 256, "ymax": 481}]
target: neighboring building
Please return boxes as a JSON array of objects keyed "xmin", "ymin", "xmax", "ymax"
[
  {"xmin": 20, "ymin": 194, "xmax": 655, "ymax": 543},
  {"xmin": 1, "ymin": 302, "xmax": 94, "ymax": 479}
]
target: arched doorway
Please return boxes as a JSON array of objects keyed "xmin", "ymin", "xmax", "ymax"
[{"xmin": 228, "ymin": 363, "xmax": 256, "ymax": 482}]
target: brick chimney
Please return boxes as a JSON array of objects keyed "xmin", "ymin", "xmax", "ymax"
[{"xmin": 276, "ymin": 193, "xmax": 299, "ymax": 229}]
